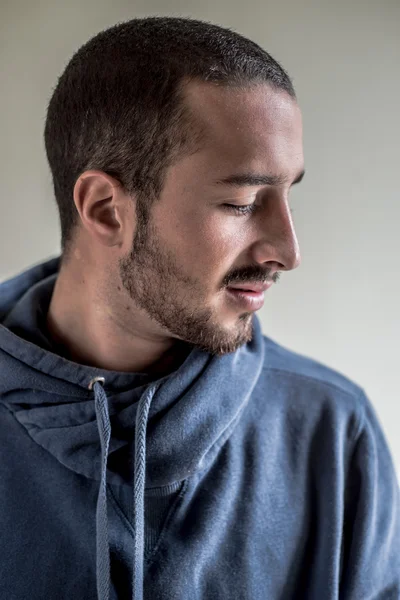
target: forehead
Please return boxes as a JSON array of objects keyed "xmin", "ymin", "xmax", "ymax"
[{"xmin": 182, "ymin": 80, "xmax": 304, "ymax": 175}]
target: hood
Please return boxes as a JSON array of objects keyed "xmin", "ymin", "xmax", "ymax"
[{"xmin": 0, "ymin": 256, "xmax": 265, "ymax": 600}]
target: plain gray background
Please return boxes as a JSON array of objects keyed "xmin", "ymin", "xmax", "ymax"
[{"xmin": 1, "ymin": 0, "xmax": 399, "ymax": 472}]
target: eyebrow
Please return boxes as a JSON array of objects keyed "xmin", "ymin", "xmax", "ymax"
[{"xmin": 213, "ymin": 169, "xmax": 305, "ymax": 188}]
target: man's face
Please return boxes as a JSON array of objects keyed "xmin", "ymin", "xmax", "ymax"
[{"xmin": 119, "ymin": 81, "xmax": 304, "ymax": 356}]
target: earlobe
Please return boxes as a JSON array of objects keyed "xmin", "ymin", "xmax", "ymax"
[{"xmin": 73, "ymin": 170, "xmax": 125, "ymax": 247}]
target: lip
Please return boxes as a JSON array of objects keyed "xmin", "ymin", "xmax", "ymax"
[
  {"xmin": 227, "ymin": 281, "xmax": 273, "ymax": 293},
  {"xmin": 226, "ymin": 283, "xmax": 273, "ymax": 311}
]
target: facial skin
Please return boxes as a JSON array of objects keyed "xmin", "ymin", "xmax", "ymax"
[{"xmin": 47, "ymin": 81, "xmax": 304, "ymax": 376}]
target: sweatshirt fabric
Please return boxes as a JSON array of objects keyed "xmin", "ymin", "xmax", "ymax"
[{"xmin": 0, "ymin": 256, "xmax": 399, "ymax": 600}]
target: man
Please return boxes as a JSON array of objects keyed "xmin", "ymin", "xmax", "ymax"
[{"xmin": 0, "ymin": 15, "xmax": 399, "ymax": 600}]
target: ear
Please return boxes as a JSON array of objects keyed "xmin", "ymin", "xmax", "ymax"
[{"xmin": 73, "ymin": 170, "xmax": 134, "ymax": 248}]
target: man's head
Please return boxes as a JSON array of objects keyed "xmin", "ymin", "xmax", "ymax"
[{"xmin": 44, "ymin": 17, "xmax": 304, "ymax": 357}]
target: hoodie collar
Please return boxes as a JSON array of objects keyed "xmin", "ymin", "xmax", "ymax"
[
  {"xmin": 0, "ymin": 256, "xmax": 266, "ymax": 489},
  {"xmin": 0, "ymin": 256, "xmax": 266, "ymax": 600}
]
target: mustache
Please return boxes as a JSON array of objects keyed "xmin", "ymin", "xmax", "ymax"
[{"xmin": 226, "ymin": 270, "xmax": 280, "ymax": 287}]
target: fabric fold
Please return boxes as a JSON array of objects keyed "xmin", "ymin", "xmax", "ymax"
[{"xmin": 0, "ymin": 256, "xmax": 263, "ymax": 599}]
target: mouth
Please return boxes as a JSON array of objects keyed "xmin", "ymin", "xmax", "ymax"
[
  {"xmin": 227, "ymin": 281, "xmax": 273, "ymax": 294},
  {"xmin": 225, "ymin": 283, "xmax": 273, "ymax": 311}
]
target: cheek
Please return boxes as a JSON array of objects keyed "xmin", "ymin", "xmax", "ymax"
[
  {"xmin": 201, "ymin": 211, "xmax": 251, "ymax": 251},
  {"xmin": 181, "ymin": 213, "xmax": 250, "ymax": 283},
  {"xmin": 155, "ymin": 202, "xmax": 251, "ymax": 283},
  {"xmin": 177, "ymin": 221, "xmax": 222, "ymax": 275}
]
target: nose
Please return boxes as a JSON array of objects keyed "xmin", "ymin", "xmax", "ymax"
[{"xmin": 254, "ymin": 197, "xmax": 301, "ymax": 272}]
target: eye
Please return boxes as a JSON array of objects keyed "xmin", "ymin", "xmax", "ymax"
[
  {"xmin": 222, "ymin": 203, "xmax": 257, "ymax": 216},
  {"xmin": 222, "ymin": 204, "xmax": 295, "ymax": 217}
]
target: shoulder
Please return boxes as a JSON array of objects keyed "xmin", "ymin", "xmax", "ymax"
[
  {"xmin": 261, "ymin": 334, "xmax": 362, "ymax": 397},
  {"xmin": 257, "ymin": 334, "xmax": 368, "ymax": 437}
]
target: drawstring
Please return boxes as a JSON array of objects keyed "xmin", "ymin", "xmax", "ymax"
[
  {"xmin": 89, "ymin": 376, "xmax": 159, "ymax": 600},
  {"xmin": 90, "ymin": 377, "xmax": 111, "ymax": 600},
  {"xmin": 132, "ymin": 384, "xmax": 156, "ymax": 600}
]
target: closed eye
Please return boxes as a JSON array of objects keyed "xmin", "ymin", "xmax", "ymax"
[
  {"xmin": 222, "ymin": 204, "xmax": 295, "ymax": 216},
  {"xmin": 222, "ymin": 203, "xmax": 257, "ymax": 216}
]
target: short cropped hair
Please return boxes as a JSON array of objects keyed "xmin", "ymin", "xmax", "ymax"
[{"xmin": 44, "ymin": 16, "xmax": 296, "ymax": 256}]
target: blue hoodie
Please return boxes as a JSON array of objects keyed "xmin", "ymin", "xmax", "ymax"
[{"xmin": 0, "ymin": 256, "xmax": 399, "ymax": 600}]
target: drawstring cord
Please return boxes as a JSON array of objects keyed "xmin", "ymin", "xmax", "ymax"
[
  {"xmin": 90, "ymin": 377, "xmax": 110, "ymax": 600},
  {"xmin": 89, "ymin": 376, "xmax": 160, "ymax": 600},
  {"xmin": 132, "ymin": 384, "xmax": 156, "ymax": 600}
]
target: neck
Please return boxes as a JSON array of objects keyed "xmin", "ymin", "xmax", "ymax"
[{"xmin": 46, "ymin": 260, "xmax": 189, "ymax": 377}]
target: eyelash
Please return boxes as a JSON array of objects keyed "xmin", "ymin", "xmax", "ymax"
[
  {"xmin": 222, "ymin": 203, "xmax": 257, "ymax": 215},
  {"xmin": 222, "ymin": 204, "xmax": 295, "ymax": 216}
]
